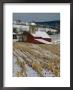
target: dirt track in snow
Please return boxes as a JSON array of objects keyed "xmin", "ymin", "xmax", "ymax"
[{"xmin": 13, "ymin": 42, "xmax": 60, "ymax": 77}]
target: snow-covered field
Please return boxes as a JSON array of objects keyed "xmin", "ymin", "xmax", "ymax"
[
  {"xmin": 13, "ymin": 37, "xmax": 60, "ymax": 77},
  {"xmin": 50, "ymin": 34, "xmax": 60, "ymax": 43}
]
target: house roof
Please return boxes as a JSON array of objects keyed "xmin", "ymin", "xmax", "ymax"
[{"xmin": 31, "ymin": 31, "xmax": 51, "ymax": 38}]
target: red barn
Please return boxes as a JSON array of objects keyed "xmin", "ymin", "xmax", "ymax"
[{"xmin": 22, "ymin": 31, "xmax": 52, "ymax": 44}]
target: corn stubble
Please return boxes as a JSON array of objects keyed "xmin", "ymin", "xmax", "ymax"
[{"xmin": 13, "ymin": 42, "xmax": 60, "ymax": 77}]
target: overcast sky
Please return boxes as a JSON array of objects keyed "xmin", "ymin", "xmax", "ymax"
[{"xmin": 13, "ymin": 13, "xmax": 60, "ymax": 22}]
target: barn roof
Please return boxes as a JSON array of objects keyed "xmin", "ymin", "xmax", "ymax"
[
  {"xmin": 35, "ymin": 39, "xmax": 52, "ymax": 44},
  {"xmin": 31, "ymin": 31, "xmax": 51, "ymax": 38}
]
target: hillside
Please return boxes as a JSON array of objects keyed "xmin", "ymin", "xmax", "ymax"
[
  {"xmin": 35, "ymin": 20, "xmax": 60, "ymax": 32},
  {"xmin": 13, "ymin": 42, "xmax": 60, "ymax": 77}
]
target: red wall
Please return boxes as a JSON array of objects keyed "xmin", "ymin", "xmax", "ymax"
[{"xmin": 24, "ymin": 33, "xmax": 51, "ymax": 44}]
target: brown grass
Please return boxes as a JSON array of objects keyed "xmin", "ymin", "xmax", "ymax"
[{"xmin": 13, "ymin": 42, "xmax": 60, "ymax": 77}]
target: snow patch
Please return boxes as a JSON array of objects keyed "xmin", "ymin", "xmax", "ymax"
[
  {"xmin": 31, "ymin": 31, "xmax": 51, "ymax": 38},
  {"xmin": 13, "ymin": 56, "xmax": 22, "ymax": 77},
  {"xmin": 25, "ymin": 65, "xmax": 39, "ymax": 77}
]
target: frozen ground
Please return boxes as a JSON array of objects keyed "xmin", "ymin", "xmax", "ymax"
[
  {"xmin": 25, "ymin": 65, "xmax": 40, "ymax": 77},
  {"xmin": 13, "ymin": 55, "xmax": 55, "ymax": 77},
  {"xmin": 13, "ymin": 34, "xmax": 60, "ymax": 77},
  {"xmin": 13, "ymin": 56, "xmax": 22, "ymax": 77}
]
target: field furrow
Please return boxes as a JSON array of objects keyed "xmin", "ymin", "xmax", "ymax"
[{"xmin": 13, "ymin": 42, "xmax": 60, "ymax": 77}]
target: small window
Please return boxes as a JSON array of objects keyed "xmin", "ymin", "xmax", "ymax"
[{"xmin": 13, "ymin": 34, "xmax": 17, "ymax": 39}]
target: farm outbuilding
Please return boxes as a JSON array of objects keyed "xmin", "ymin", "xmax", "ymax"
[{"xmin": 13, "ymin": 30, "xmax": 52, "ymax": 44}]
